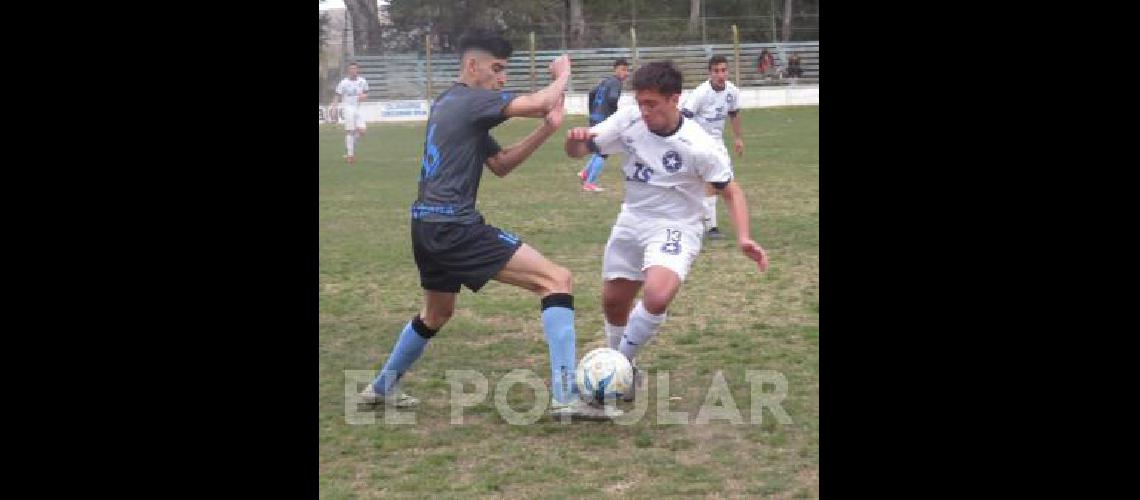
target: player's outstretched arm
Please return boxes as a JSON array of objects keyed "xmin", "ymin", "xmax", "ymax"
[
  {"xmin": 503, "ymin": 55, "xmax": 571, "ymax": 118},
  {"xmin": 486, "ymin": 94, "xmax": 565, "ymax": 177},
  {"xmin": 718, "ymin": 180, "xmax": 770, "ymax": 272}
]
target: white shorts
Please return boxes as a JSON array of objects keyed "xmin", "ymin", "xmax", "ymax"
[
  {"xmin": 602, "ymin": 220, "xmax": 704, "ymax": 282},
  {"xmin": 342, "ymin": 106, "xmax": 366, "ymax": 132},
  {"xmin": 715, "ymin": 142, "xmax": 734, "ymax": 174}
]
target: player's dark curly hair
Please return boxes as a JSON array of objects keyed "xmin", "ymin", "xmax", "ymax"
[
  {"xmin": 708, "ymin": 55, "xmax": 728, "ymax": 69},
  {"xmin": 631, "ymin": 61, "xmax": 683, "ymax": 96},
  {"xmin": 457, "ymin": 29, "xmax": 513, "ymax": 59}
]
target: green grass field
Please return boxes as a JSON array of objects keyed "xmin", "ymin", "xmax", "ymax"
[{"xmin": 319, "ymin": 106, "xmax": 819, "ymax": 498}]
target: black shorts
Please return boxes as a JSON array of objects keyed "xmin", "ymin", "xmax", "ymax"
[{"xmin": 411, "ymin": 218, "xmax": 523, "ymax": 293}]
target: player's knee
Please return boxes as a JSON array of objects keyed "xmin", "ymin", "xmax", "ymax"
[
  {"xmin": 421, "ymin": 306, "xmax": 454, "ymax": 330},
  {"xmin": 603, "ymin": 294, "xmax": 628, "ymax": 315},
  {"xmin": 603, "ymin": 301, "xmax": 632, "ymax": 325},
  {"xmin": 553, "ymin": 265, "xmax": 573, "ymax": 292},
  {"xmin": 542, "ymin": 265, "xmax": 573, "ymax": 295},
  {"xmin": 641, "ymin": 292, "xmax": 671, "ymax": 315}
]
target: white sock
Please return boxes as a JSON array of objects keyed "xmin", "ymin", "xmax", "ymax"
[
  {"xmin": 704, "ymin": 196, "xmax": 718, "ymax": 229},
  {"xmin": 346, "ymin": 133, "xmax": 355, "ymax": 156},
  {"xmin": 618, "ymin": 301, "xmax": 666, "ymax": 361},
  {"xmin": 604, "ymin": 321, "xmax": 626, "ymax": 350}
]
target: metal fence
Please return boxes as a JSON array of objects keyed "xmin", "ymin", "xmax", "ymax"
[
  {"xmin": 320, "ymin": 6, "xmax": 819, "ymax": 101},
  {"xmin": 343, "ymin": 39, "xmax": 817, "ymax": 102}
]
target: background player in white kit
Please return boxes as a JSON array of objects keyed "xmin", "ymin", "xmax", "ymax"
[
  {"xmin": 329, "ymin": 62, "xmax": 369, "ymax": 164},
  {"xmin": 564, "ymin": 61, "xmax": 769, "ymax": 400},
  {"xmin": 680, "ymin": 55, "xmax": 744, "ymax": 240}
]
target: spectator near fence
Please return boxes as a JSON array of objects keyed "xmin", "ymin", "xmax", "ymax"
[
  {"xmin": 786, "ymin": 52, "xmax": 804, "ymax": 79},
  {"xmin": 757, "ymin": 49, "xmax": 778, "ymax": 80}
]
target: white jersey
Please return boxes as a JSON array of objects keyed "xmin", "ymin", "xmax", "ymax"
[
  {"xmin": 590, "ymin": 106, "xmax": 733, "ymax": 229},
  {"xmin": 680, "ymin": 80, "xmax": 740, "ymax": 142},
  {"xmin": 335, "ymin": 77, "xmax": 369, "ymax": 107}
]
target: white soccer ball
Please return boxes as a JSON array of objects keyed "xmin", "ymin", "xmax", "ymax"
[{"xmin": 576, "ymin": 347, "xmax": 633, "ymax": 402}]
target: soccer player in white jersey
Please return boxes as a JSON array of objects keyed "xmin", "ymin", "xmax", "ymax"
[
  {"xmin": 680, "ymin": 55, "xmax": 744, "ymax": 240},
  {"xmin": 329, "ymin": 62, "xmax": 369, "ymax": 164},
  {"xmin": 564, "ymin": 61, "xmax": 769, "ymax": 401}
]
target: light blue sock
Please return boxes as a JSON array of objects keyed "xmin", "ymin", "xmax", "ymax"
[
  {"xmin": 581, "ymin": 155, "xmax": 595, "ymax": 177},
  {"xmin": 541, "ymin": 294, "xmax": 578, "ymax": 404},
  {"xmin": 586, "ymin": 154, "xmax": 606, "ymax": 184},
  {"xmin": 372, "ymin": 319, "xmax": 432, "ymax": 395}
]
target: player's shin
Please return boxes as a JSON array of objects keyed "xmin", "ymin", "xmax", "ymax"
[
  {"xmin": 586, "ymin": 154, "xmax": 606, "ymax": 184},
  {"xmin": 619, "ymin": 301, "xmax": 666, "ymax": 361},
  {"xmin": 605, "ymin": 321, "xmax": 626, "ymax": 350},
  {"xmin": 541, "ymin": 293, "xmax": 578, "ymax": 404},
  {"xmin": 373, "ymin": 316, "xmax": 436, "ymax": 395}
]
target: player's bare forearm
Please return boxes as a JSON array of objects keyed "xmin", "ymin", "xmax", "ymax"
[
  {"xmin": 505, "ymin": 73, "xmax": 570, "ymax": 118},
  {"xmin": 542, "ymin": 72, "xmax": 570, "ymax": 105},
  {"xmin": 730, "ymin": 112, "xmax": 744, "ymax": 155},
  {"xmin": 486, "ymin": 122, "xmax": 558, "ymax": 177},
  {"xmin": 719, "ymin": 180, "xmax": 770, "ymax": 271},
  {"xmin": 719, "ymin": 180, "xmax": 752, "ymax": 241},
  {"xmin": 505, "ymin": 54, "xmax": 571, "ymax": 118}
]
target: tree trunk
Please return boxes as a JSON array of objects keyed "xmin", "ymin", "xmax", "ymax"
[
  {"xmin": 689, "ymin": 0, "xmax": 701, "ymax": 34},
  {"xmin": 782, "ymin": 0, "xmax": 794, "ymax": 41},
  {"xmin": 569, "ymin": 0, "xmax": 586, "ymax": 48},
  {"xmin": 346, "ymin": 0, "xmax": 384, "ymax": 54},
  {"xmin": 769, "ymin": 0, "xmax": 778, "ymax": 42}
]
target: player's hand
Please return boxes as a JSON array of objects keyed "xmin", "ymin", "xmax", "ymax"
[
  {"xmin": 566, "ymin": 127, "xmax": 596, "ymax": 142},
  {"xmin": 739, "ymin": 238, "xmax": 769, "ymax": 272},
  {"xmin": 734, "ymin": 138, "xmax": 745, "ymax": 156},
  {"xmin": 545, "ymin": 94, "xmax": 565, "ymax": 129},
  {"xmin": 550, "ymin": 55, "xmax": 571, "ymax": 79}
]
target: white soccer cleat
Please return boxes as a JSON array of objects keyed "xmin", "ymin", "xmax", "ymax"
[
  {"xmin": 549, "ymin": 398, "xmax": 623, "ymax": 421},
  {"xmin": 358, "ymin": 383, "xmax": 419, "ymax": 408}
]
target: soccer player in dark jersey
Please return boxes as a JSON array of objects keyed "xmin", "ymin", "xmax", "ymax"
[
  {"xmin": 576, "ymin": 58, "xmax": 629, "ymax": 192},
  {"xmin": 359, "ymin": 29, "xmax": 612, "ymax": 419}
]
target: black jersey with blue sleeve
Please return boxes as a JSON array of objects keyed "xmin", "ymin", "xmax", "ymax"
[
  {"xmin": 411, "ymin": 83, "xmax": 517, "ymax": 224},
  {"xmin": 588, "ymin": 75, "xmax": 622, "ymax": 125}
]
